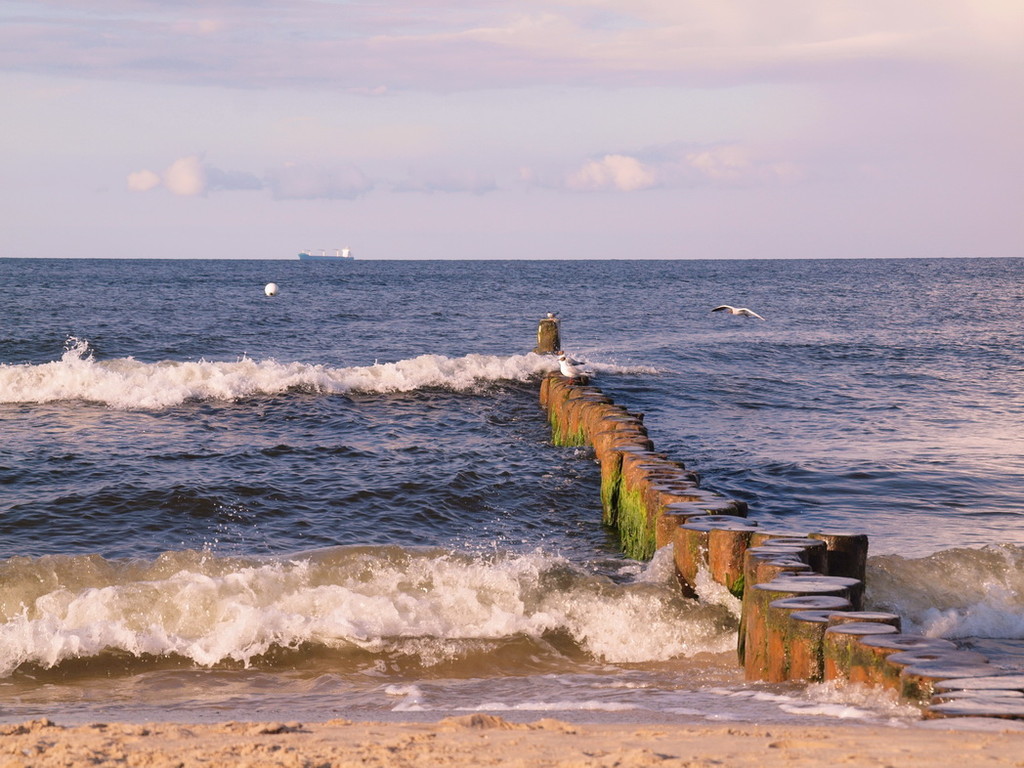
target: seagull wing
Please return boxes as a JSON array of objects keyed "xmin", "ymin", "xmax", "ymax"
[
  {"xmin": 743, "ymin": 309, "xmax": 766, "ymax": 320},
  {"xmin": 711, "ymin": 305, "xmax": 733, "ymax": 313},
  {"xmin": 560, "ymin": 360, "xmax": 583, "ymax": 377}
]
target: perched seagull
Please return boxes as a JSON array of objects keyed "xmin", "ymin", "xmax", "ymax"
[
  {"xmin": 712, "ymin": 305, "xmax": 766, "ymax": 321},
  {"xmin": 558, "ymin": 352, "xmax": 590, "ymax": 380}
]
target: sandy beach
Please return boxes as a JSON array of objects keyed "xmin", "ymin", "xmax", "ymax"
[{"xmin": 3, "ymin": 715, "xmax": 1023, "ymax": 768}]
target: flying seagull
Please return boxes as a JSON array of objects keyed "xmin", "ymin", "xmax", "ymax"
[
  {"xmin": 712, "ymin": 305, "xmax": 765, "ymax": 320},
  {"xmin": 558, "ymin": 352, "xmax": 590, "ymax": 380}
]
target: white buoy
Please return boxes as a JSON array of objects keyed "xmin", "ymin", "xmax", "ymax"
[{"xmin": 264, "ymin": 282, "xmax": 279, "ymax": 297}]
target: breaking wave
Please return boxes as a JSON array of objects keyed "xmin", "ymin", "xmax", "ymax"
[
  {"xmin": 0, "ymin": 546, "xmax": 737, "ymax": 677},
  {"xmin": 0, "ymin": 338, "xmax": 653, "ymax": 410},
  {"xmin": 866, "ymin": 544, "xmax": 1024, "ymax": 640}
]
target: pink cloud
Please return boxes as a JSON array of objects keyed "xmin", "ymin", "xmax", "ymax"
[
  {"xmin": 126, "ymin": 168, "xmax": 161, "ymax": 192},
  {"xmin": 3, "ymin": 1, "xmax": 1019, "ymax": 90},
  {"xmin": 565, "ymin": 154, "xmax": 658, "ymax": 192},
  {"xmin": 555, "ymin": 144, "xmax": 805, "ymax": 193},
  {"xmin": 127, "ymin": 155, "xmax": 263, "ymax": 197}
]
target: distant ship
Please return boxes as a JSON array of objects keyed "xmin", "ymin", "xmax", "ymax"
[{"xmin": 298, "ymin": 248, "xmax": 354, "ymax": 261}]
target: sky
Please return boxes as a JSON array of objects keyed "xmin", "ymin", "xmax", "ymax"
[{"xmin": 1, "ymin": 1, "xmax": 1022, "ymax": 260}]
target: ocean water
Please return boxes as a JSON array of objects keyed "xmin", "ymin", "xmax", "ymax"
[{"xmin": 1, "ymin": 256, "xmax": 1022, "ymax": 726}]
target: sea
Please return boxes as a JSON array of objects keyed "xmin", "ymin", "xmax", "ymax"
[{"xmin": 1, "ymin": 256, "xmax": 1022, "ymax": 728}]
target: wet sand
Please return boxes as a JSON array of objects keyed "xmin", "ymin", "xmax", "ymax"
[{"xmin": 3, "ymin": 714, "xmax": 1023, "ymax": 767}]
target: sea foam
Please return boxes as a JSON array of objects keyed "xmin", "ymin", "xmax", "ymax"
[
  {"xmin": 0, "ymin": 546, "xmax": 737, "ymax": 677},
  {"xmin": 0, "ymin": 338, "xmax": 650, "ymax": 410},
  {"xmin": 866, "ymin": 544, "xmax": 1024, "ymax": 640}
]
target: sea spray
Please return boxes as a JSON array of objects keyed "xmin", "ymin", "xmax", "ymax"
[
  {"xmin": 0, "ymin": 546, "xmax": 737, "ymax": 677},
  {"xmin": 866, "ymin": 544, "xmax": 1024, "ymax": 639},
  {"xmin": 0, "ymin": 339, "xmax": 657, "ymax": 410}
]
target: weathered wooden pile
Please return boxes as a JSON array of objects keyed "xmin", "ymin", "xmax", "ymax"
[{"xmin": 539, "ymin": 357, "xmax": 1024, "ymax": 720}]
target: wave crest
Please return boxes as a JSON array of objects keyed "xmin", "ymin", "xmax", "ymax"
[
  {"xmin": 866, "ymin": 544, "xmax": 1024, "ymax": 639},
  {"xmin": 0, "ymin": 339, "xmax": 566, "ymax": 409},
  {"xmin": 0, "ymin": 547, "xmax": 737, "ymax": 676}
]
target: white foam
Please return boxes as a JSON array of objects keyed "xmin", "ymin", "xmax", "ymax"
[
  {"xmin": 704, "ymin": 684, "xmax": 921, "ymax": 724},
  {"xmin": 692, "ymin": 561, "xmax": 743, "ymax": 620},
  {"xmin": 867, "ymin": 545, "xmax": 1024, "ymax": 640},
  {"xmin": 385, "ymin": 684, "xmax": 427, "ymax": 711},
  {"xmin": 0, "ymin": 339, "xmax": 559, "ymax": 409},
  {"xmin": 384, "ymin": 684, "xmax": 424, "ymax": 697},
  {"xmin": 0, "ymin": 547, "xmax": 736, "ymax": 676},
  {"xmin": 711, "ymin": 681, "xmax": 920, "ymax": 723},
  {"xmin": 0, "ymin": 338, "xmax": 663, "ymax": 410},
  {"xmin": 800, "ymin": 681, "xmax": 921, "ymax": 720},
  {"xmin": 777, "ymin": 702, "xmax": 875, "ymax": 719},
  {"xmin": 912, "ymin": 583, "xmax": 1024, "ymax": 639}
]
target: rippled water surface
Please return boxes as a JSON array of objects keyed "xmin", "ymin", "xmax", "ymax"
[{"xmin": 1, "ymin": 256, "xmax": 1022, "ymax": 725}]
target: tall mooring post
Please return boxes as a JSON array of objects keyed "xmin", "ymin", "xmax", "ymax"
[{"xmin": 534, "ymin": 313, "xmax": 561, "ymax": 354}]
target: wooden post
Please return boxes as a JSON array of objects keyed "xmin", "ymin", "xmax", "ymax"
[
  {"xmin": 742, "ymin": 547, "xmax": 813, "ymax": 589},
  {"xmin": 744, "ymin": 575, "xmax": 861, "ymax": 681},
  {"xmin": 826, "ymin": 611, "xmax": 901, "ymax": 630},
  {"xmin": 822, "ymin": 622, "xmax": 901, "ymax": 682},
  {"xmin": 765, "ymin": 596, "xmax": 852, "ymax": 681},
  {"xmin": 748, "ymin": 535, "xmax": 828, "ymax": 574},
  {"xmin": 534, "ymin": 315, "xmax": 560, "ymax": 354},
  {"xmin": 786, "ymin": 609, "xmax": 842, "ymax": 682},
  {"xmin": 899, "ymin": 654, "xmax": 997, "ymax": 701},
  {"xmin": 927, "ymin": 695, "xmax": 1024, "ymax": 720},
  {"xmin": 930, "ymin": 672, "xmax": 1024, "ymax": 717},
  {"xmin": 808, "ymin": 532, "xmax": 869, "ymax": 581},
  {"xmin": 676, "ymin": 516, "xmax": 758, "ymax": 594},
  {"xmin": 843, "ymin": 640, "xmax": 965, "ymax": 691},
  {"xmin": 595, "ymin": 442, "xmax": 651, "ymax": 526},
  {"xmin": 821, "ymin": 610, "xmax": 907, "ymax": 684},
  {"xmin": 736, "ymin": 547, "xmax": 812, "ymax": 665},
  {"xmin": 707, "ymin": 526, "xmax": 757, "ymax": 597}
]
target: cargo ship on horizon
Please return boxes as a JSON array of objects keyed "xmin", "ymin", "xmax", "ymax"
[{"xmin": 298, "ymin": 248, "xmax": 354, "ymax": 261}]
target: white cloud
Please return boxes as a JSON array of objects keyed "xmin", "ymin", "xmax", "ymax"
[
  {"xmin": 127, "ymin": 155, "xmax": 263, "ymax": 196},
  {"xmin": 162, "ymin": 155, "xmax": 207, "ymax": 196},
  {"xmin": 565, "ymin": 154, "xmax": 658, "ymax": 192},
  {"xmin": 676, "ymin": 143, "xmax": 806, "ymax": 185},
  {"xmin": 559, "ymin": 145, "xmax": 804, "ymax": 192},
  {"xmin": 686, "ymin": 145, "xmax": 750, "ymax": 182},
  {"xmin": 126, "ymin": 168, "xmax": 161, "ymax": 192}
]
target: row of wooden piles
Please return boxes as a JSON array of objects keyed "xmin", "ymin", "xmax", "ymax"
[{"xmin": 540, "ymin": 369, "xmax": 1024, "ymax": 720}]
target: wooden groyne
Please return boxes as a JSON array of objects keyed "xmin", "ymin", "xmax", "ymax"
[{"xmin": 538, "ymin": 321, "xmax": 1024, "ymax": 721}]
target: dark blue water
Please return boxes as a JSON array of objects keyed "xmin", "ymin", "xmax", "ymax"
[{"xmin": 1, "ymin": 257, "xmax": 1022, "ymax": 725}]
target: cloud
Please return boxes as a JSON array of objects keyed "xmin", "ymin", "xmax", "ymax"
[
  {"xmin": 5, "ymin": 1, "xmax": 1021, "ymax": 90},
  {"xmin": 207, "ymin": 166, "xmax": 264, "ymax": 192},
  {"xmin": 682, "ymin": 145, "xmax": 803, "ymax": 184},
  {"xmin": 129, "ymin": 144, "xmax": 803, "ymax": 203},
  {"xmin": 565, "ymin": 154, "xmax": 658, "ymax": 192},
  {"xmin": 126, "ymin": 169, "xmax": 161, "ymax": 192},
  {"xmin": 266, "ymin": 162, "xmax": 373, "ymax": 200},
  {"xmin": 557, "ymin": 144, "xmax": 805, "ymax": 192},
  {"xmin": 127, "ymin": 155, "xmax": 263, "ymax": 197},
  {"xmin": 163, "ymin": 155, "xmax": 206, "ymax": 196}
]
